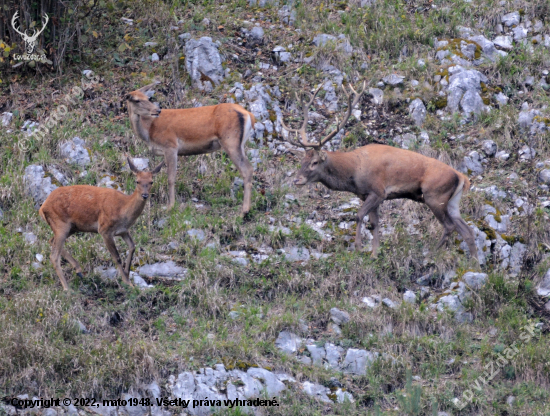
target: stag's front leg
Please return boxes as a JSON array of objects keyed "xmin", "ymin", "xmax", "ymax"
[
  {"xmin": 164, "ymin": 148, "xmax": 178, "ymax": 210},
  {"xmin": 355, "ymin": 194, "xmax": 383, "ymax": 255}
]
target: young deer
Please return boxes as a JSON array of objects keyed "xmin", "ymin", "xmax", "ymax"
[
  {"xmin": 126, "ymin": 82, "xmax": 256, "ymax": 215},
  {"xmin": 282, "ymin": 81, "xmax": 479, "ymax": 262},
  {"xmin": 39, "ymin": 158, "xmax": 164, "ymax": 290}
]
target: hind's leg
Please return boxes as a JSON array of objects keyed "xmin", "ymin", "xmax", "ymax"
[
  {"xmin": 61, "ymin": 247, "xmax": 84, "ymax": 278},
  {"xmin": 49, "ymin": 224, "xmax": 72, "ymax": 291},
  {"xmin": 221, "ymin": 141, "xmax": 253, "ymax": 215}
]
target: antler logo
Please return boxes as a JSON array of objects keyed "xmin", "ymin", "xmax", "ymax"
[{"xmin": 11, "ymin": 11, "xmax": 49, "ymax": 54}]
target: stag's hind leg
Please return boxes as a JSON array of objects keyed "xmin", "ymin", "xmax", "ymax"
[
  {"xmin": 424, "ymin": 195, "xmax": 456, "ymax": 250},
  {"xmin": 446, "ymin": 182, "xmax": 479, "ymax": 262}
]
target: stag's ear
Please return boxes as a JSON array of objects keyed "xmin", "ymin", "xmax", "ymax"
[
  {"xmin": 288, "ymin": 149, "xmax": 305, "ymax": 158},
  {"xmin": 151, "ymin": 161, "xmax": 165, "ymax": 175},
  {"xmin": 127, "ymin": 157, "xmax": 139, "ymax": 173},
  {"xmin": 319, "ymin": 150, "xmax": 328, "ymax": 161}
]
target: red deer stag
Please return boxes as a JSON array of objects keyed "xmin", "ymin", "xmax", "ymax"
[
  {"xmin": 126, "ymin": 82, "xmax": 256, "ymax": 215},
  {"xmin": 39, "ymin": 158, "xmax": 164, "ymax": 290},
  {"xmin": 281, "ymin": 82, "xmax": 479, "ymax": 262}
]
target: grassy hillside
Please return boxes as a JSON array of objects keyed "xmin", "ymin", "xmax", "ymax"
[{"xmin": 1, "ymin": 0, "xmax": 550, "ymax": 415}]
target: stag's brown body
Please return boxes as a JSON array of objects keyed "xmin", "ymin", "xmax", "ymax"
[
  {"xmin": 281, "ymin": 80, "xmax": 478, "ymax": 261},
  {"xmin": 39, "ymin": 159, "xmax": 163, "ymax": 290},
  {"xmin": 295, "ymin": 144, "xmax": 478, "ymax": 260},
  {"xmin": 127, "ymin": 83, "xmax": 256, "ymax": 214}
]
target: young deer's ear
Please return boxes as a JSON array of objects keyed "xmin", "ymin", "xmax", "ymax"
[
  {"xmin": 151, "ymin": 161, "xmax": 165, "ymax": 175},
  {"xmin": 127, "ymin": 157, "xmax": 139, "ymax": 173},
  {"xmin": 319, "ymin": 150, "xmax": 328, "ymax": 161},
  {"xmin": 125, "ymin": 94, "xmax": 136, "ymax": 102}
]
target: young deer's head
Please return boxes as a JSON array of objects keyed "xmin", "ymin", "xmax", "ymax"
[
  {"xmin": 126, "ymin": 82, "xmax": 162, "ymax": 118},
  {"xmin": 281, "ymin": 79, "xmax": 366, "ymax": 186},
  {"xmin": 128, "ymin": 157, "xmax": 164, "ymax": 200}
]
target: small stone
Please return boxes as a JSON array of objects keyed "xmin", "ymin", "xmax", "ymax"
[
  {"xmin": 249, "ymin": 26, "xmax": 264, "ymax": 41},
  {"xmin": 535, "ymin": 169, "xmax": 550, "ymax": 186},
  {"xmin": 275, "ymin": 331, "xmax": 301, "ymax": 354},
  {"xmin": 341, "ymin": 349, "xmax": 378, "ymax": 375},
  {"xmin": 23, "ymin": 232, "xmax": 37, "ymax": 245},
  {"xmin": 462, "ymin": 272, "xmax": 488, "ymax": 289},
  {"xmin": 382, "ymin": 73, "xmax": 405, "ymax": 86},
  {"xmin": 494, "ymin": 91, "xmax": 509, "ymax": 105},
  {"xmin": 502, "ymin": 12, "xmax": 520, "ymax": 27},
  {"xmin": 1, "ymin": 112, "xmax": 13, "ymax": 126},
  {"xmin": 493, "ymin": 35, "xmax": 513, "ymax": 50},
  {"xmin": 482, "ymin": 140, "xmax": 497, "ymax": 157},
  {"xmin": 409, "ymin": 98, "xmax": 426, "ymax": 127},
  {"xmin": 151, "ymin": 53, "xmax": 160, "ymax": 62},
  {"xmin": 495, "ymin": 150, "xmax": 510, "ymax": 161},
  {"xmin": 382, "ymin": 298, "xmax": 397, "ymax": 309},
  {"xmin": 506, "ymin": 395, "xmax": 515, "ymax": 406},
  {"xmin": 233, "ymin": 257, "xmax": 248, "ymax": 267},
  {"xmin": 187, "ymin": 229, "xmax": 206, "ymax": 241},
  {"xmin": 330, "ymin": 307, "xmax": 350, "ymax": 325},
  {"xmin": 229, "ymin": 311, "xmax": 240, "ymax": 319},
  {"xmin": 403, "ymin": 290, "xmax": 416, "ymax": 304},
  {"xmin": 369, "ymin": 88, "xmax": 384, "ymax": 105},
  {"xmin": 362, "ymin": 296, "xmax": 379, "ymax": 308},
  {"xmin": 76, "ymin": 319, "xmax": 89, "ymax": 334},
  {"xmin": 138, "ymin": 261, "xmax": 188, "ymax": 279},
  {"xmin": 60, "ymin": 137, "xmax": 91, "ymax": 167},
  {"xmin": 144, "ymin": 42, "xmax": 158, "ymax": 47},
  {"xmin": 537, "ymin": 269, "xmax": 550, "ymax": 297}
]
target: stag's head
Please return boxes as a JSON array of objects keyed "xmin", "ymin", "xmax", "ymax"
[
  {"xmin": 281, "ymin": 79, "xmax": 366, "ymax": 186},
  {"xmin": 126, "ymin": 82, "xmax": 162, "ymax": 118},
  {"xmin": 11, "ymin": 12, "xmax": 49, "ymax": 54},
  {"xmin": 127, "ymin": 157, "xmax": 164, "ymax": 200},
  {"xmin": 293, "ymin": 149, "xmax": 329, "ymax": 186}
]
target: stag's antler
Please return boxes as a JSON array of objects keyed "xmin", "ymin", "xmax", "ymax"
[
  {"xmin": 281, "ymin": 79, "xmax": 366, "ymax": 150},
  {"xmin": 280, "ymin": 84, "xmax": 323, "ymax": 148},
  {"xmin": 316, "ymin": 79, "xmax": 366, "ymax": 149}
]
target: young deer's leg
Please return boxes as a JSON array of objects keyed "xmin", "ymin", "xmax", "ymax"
[
  {"xmin": 164, "ymin": 147, "xmax": 178, "ymax": 210},
  {"xmin": 100, "ymin": 231, "xmax": 133, "ymax": 287},
  {"xmin": 221, "ymin": 142, "xmax": 253, "ymax": 215},
  {"xmin": 61, "ymin": 247, "xmax": 84, "ymax": 278},
  {"xmin": 49, "ymin": 224, "xmax": 71, "ymax": 291},
  {"xmin": 355, "ymin": 194, "xmax": 384, "ymax": 255},
  {"xmin": 120, "ymin": 232, "xmax": 135, "ymax": 277}
]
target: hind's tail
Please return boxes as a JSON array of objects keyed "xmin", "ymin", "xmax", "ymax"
[{"xmin": 461, "ymin": 173, "xmax": 471, "ymax": 193}]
